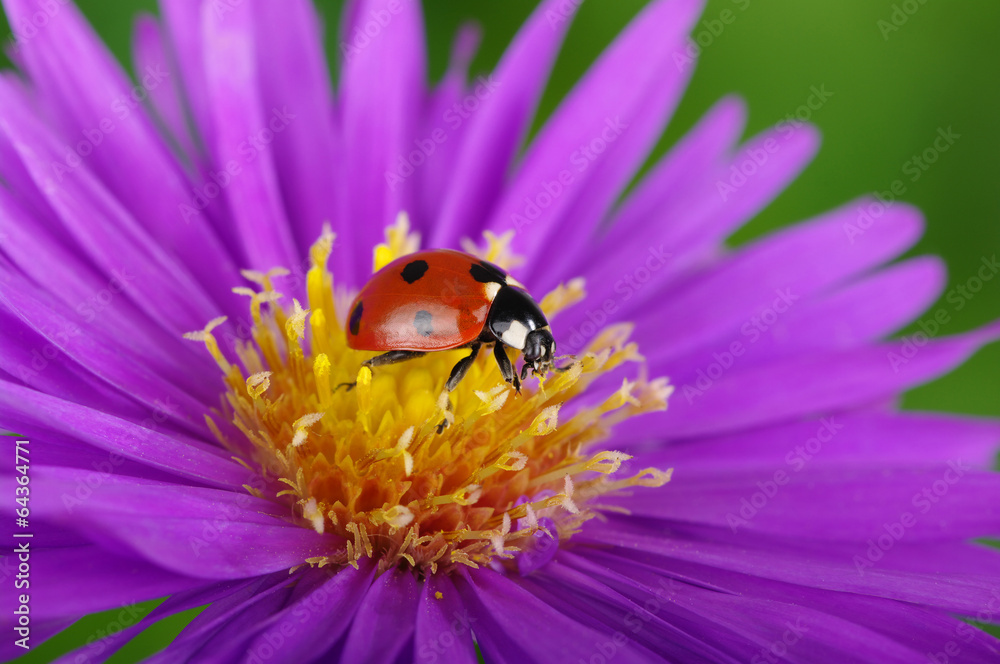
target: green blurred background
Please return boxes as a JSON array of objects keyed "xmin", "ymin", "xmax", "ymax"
[{"xmin": 2, "ymin": 0, "xmax": 998, "ymax": 661}]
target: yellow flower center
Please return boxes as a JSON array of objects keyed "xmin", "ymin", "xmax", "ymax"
[{"xmin": 186, "ymin": 215, "xmax": 674, "ymax": 576}]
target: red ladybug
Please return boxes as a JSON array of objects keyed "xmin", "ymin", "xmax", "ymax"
[{"xmin": 345, "ymin": 249, "xmax": 556, "ymax": 394}]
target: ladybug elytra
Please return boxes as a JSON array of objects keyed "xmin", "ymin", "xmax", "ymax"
[{"xmin": 345, "ymin": 249, "xmax": 556, "ymax": 396}]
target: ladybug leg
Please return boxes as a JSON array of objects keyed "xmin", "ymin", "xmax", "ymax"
[
  {"xmin": 363, "ymin": 350, "xmax": 427, "ymax": 368},
  {"xmin": 493, "ymin": 343, "xmax": 521, "ymax": 394},
  {"xmin": 435, "ymin": 344, "xmax": 482, "ymax": 434},
  {"xmin": 445, "ymin": 343, "xmax": 481, "ymax": 393},
  {"xmin": 336, "ymin": 350, "xmax": 427, "ymax": 391}
]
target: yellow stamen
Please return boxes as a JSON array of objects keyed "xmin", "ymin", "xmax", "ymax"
[
  {"xmin": 374, "ymin": 211, "xmax": 421, "ymax": 272},
  {"xmin": 183, "ymin": 316, "xmax": 231, "ymax": 374},
  {"xmin": 540, "ymin": 277, "xmax": 588, "ymax": 318},
  {"xmin": 460, "ymin": 230, "xmax": 524, "ymax": 272}
]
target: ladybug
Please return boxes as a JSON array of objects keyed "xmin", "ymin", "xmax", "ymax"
[{"xmin": 345, "ymin": 249, "xmax": 556, "ymax": 395}]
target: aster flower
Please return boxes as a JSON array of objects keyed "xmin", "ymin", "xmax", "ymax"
[{"xmin": 2, "ymin": 0, "xmax": 1000, "ymax": 661}]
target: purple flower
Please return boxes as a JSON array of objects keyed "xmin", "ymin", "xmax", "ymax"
[{"xmin": 2, "ymin": 0, "xmax": 1000, "ymax": 661}]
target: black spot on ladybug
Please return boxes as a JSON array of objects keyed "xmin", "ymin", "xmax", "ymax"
[
  {"xmin": 470, "ymin": 261, "xmax": 507, "ymax": 284},
  {"xmin": 401, "ymin": 259, "xmax": 429, "ymax": 284},
  {"xmin": 414, "ymin": 310, "xmax": 434, "ymax": 337},
  {"xmin": 349, "ymin": 301, "xmax": 363, "ymax": 336}
]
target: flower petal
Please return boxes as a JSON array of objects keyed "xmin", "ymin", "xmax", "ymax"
[
  {"xmin": 615, "ymin": 466, "xmax": 1000, "ymax": 541},
  {"xmin": 200, "ymin": 2, "xmax": 301, "ymax": 272},
  {"xmin": 0, "ymin": 387, "xmax": 246, "ymax": 488},
  {"xmin": 146, "ymin": 571, "xmax": 295, "ymax": 663},
  {"xmin": 628, "ymin": 412, "xmax": 1000, "ymax": 471},
  {"xmin": 26, "ymin": 545, "xmax": 200, "ymax": 622},
  {"xmin": 338, "ymin": 0, "xmax": 427, "ymax": 285},
  {"xmin": 0, "ymin": 78, "xmax": 226, "ymax": 333},
  {"xmin": 599, "ymin": 96, "xmax": 748, "ymax": 252},
  {"xmin": 430, "ymin": 0, "xmax": 576, "ymax": 248},
  {"xmin": 567, "ymin": 121, "xmax": 820, "ymax": 321},
  {"xmin": 565, "ymin": 550, "xmax": 1000, "ymax": 663},
  {"xmin": 414, "ymin": 574, "xmax": 478, "ymax": 664},
  {"xmin": 52, "ymin": 577, "xmax": 264, "ymax": 664},
  {"xmin": 0, "ymin": 269, "xmax": 219, "ymax": 420},
  {"xmin": 157, "ymin": 0, "xmax": 212, "ymax": 155},
  {"xmin": 487, "ymin": 0, "xmax": 704, "ymax": 277},
  {"xmin": 637, "ymin": 199, "xmax": 924, "ymax": 367},
  {"xmin": 30, "ymin": 468, "xmax": 341, "ymax": 580},
  {"xmin": 411, "ymin": 24, "xmax": 480, "ymax": 226},
  {"xmin": 131, "ymin": 14, "xmax": 200, "ymax": 164},
  {"xmin": 247, "ymin": 0, "xmax": 340, "ymax": 254},
  {"xmin": 660, "ymin": 323, "xmax": 1000, "ymax": 437},
  {"xmin": 0, "ymin": 189, "xmax": 206, "ymax": 372},
  {"xmin": 580, "ymin": 516, "xmax": 1000, "ymax": 616},
  {"xmin": 341, "ymin": 567, "xmax": 420, "ymax": 662},
  {"xmin": 455, "ymin": 567, "xmax": 659, "ymax": 662},
  {"xmin": 243, "ymin": 563, "xmax": 377, "ymax": 664},
  {"xmin": 0, "ymin": 0, "xmax": 241, "ymax": 309},
  {"xmin": 739, "ymin": 255, "xmax": 946, "ymax": 360},
  {"xmin": 517, "ymin": 555, "xmax": 740, "ymax": 662}
]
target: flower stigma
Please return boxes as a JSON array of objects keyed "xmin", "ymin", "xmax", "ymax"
[{"xmin": 186, "ymin": 215, "xmax": 674, "ymax": 576}]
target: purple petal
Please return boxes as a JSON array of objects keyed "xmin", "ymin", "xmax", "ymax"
[
  {"xmin": 0, "ymin": 191, "xmax": 219, "ymax": 381},
  {"xmin": 486, "ymin": 0, "xmax": 704, "ymax": 278},
  {"xmin": 627, "ymin": 412, "xmax": 1000, "ymax": 471},
  {"xmin": 430, "ymin": 0, "xmax": 576, "ymax": 248},
  {"xmin": 131, "ymin": 14, "xmax": 200, "ymax": 164},
  {"xmin": 0, "ymin": 79, "xmax": 225, "ymax": 334},
  {"xmin": 0, "ymin": 428, "xmax": 201, "ymax": 486},
  {"xmin": 675, "ymin": 123, "xmax": 821, "ymax": 265},
  {"xmin": 341, "ymin": 568, "xmax": 420, "ymax": 662},
  {"xmin": 517, "ymin": 555, "xmax": 739, "ymax": 662},
  {"xmin": 0, "ymin": 308, "xmax": 158, "ymax": 421},
  {"xmin": 414, "ymin": 574, "xmax": 478, "ymax": 664},
  {"xmin": 659, "ymin": 322, "xmax": 1000, "ymax": 438},
  {"xmin": 147, "ymin": 571, "xmax": 295, "ymax": 663},
  {"xmin": 243, "ymin": 562, "xmax": 377, "ymax": 664},
  {"xmin": 337, "ymin": 0, "xmax": 427, "ymax": 286},
  {"xmin": 0, "ymin": 387, "xmax": 247, "ymax": 488},
  {"xmin": 579, "ymin": 516, "xmax": 1000, "ymax": 616},
  {"xmin": 157, "ymin": 0, "xmax": 211, "ymax": 156},
  {"xmin": 647, "ymin": 256, "xmax": 944, "ymax": 389},
  {"xmin": 1, "ymin": 0, "xmax": 241, "ymax": 309},
  {"xmin": 608, "ymin": 122, "xmax": 820, "ymax": 293},
  {"xmin": 599, "ymin": 95, "xmax": 748, "ymax": 251},
  {"xmin": 27, "ymin": 545, "xmax": 201, "ymax": 622},
  {"xmin": 737, "ymin": 255, "xmax": 946, "ymax": 361},
  {"xmin": 613, "ymin": 466, "xmax": 1000, "ymax": 541},
  {"xmin": 246, "ymin": 0, "xmax": 340, "ymax": 255},
  {"xmin": 29, "ymin": 467, "xmax": 342, "ymax": 580},
  {"xmin": 455, "ymin": 567, "xmax": 657, "ymax": 663},
  {"xmin": 565, "ymin": 549, "xmax": 1000, "ymax": 663},
  {"xmin": 52, "ymin": 577, "xmax": 264, "ymax": 664},
  {"xmin": 200, "ymin": 3, "xmax": 301, "ymax": 272},
  {"xmin": 411, "ymin": 23, "xmax": 480, "ymax": 227},
  {"xmin": 637, "ymin": 199, "xmax": 924, "ymax": 368},
  {"xmin": 0, "ymin": 270, "xmax": 219, "ymax": 419}
]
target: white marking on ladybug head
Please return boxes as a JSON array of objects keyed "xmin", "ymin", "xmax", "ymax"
[
  {"xmin": 484, "ymin": 282, "xmax": 502, "ymax": 300},
  {"xmin": 501, "ymin": 320, "xmax": 529, "ymax": 349}
]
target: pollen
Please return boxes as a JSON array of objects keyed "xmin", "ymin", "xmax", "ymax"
[{"xmin": 187, "ymin": 219, "xmax": 675, "ymax": 576}]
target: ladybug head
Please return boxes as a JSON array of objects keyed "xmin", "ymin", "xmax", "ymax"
[{"xmin": 520, "ymin": 327, "xmax": 556, "ymax": 381}]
